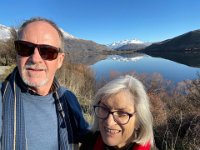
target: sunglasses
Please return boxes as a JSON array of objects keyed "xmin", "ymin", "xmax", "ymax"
[{"xmin": 14, "ymin": 40, "xmax": 62, "ymax": 61}]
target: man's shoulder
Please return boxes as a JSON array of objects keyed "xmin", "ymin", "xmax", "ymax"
[
  {"xmin": 0, "ymin": 82, "xmax": 2, "ymax": 95},
  {"xmin": 58, "ymin": 86, "xmax": 71, "ymax": 94},
  {"xmin": 57, "ymin": 86, "xmax": 79, "ymax": 106},
  {"xmin": 58, "ymin": 86, "xmax": 83, "ymax": 115},
  {"xmin": 0, "ymin": 82, "xmax": 2, "ymax": 141},
  {"xmin": 58, "ymin": 86, "xmax": 76, "ymax": 99}
]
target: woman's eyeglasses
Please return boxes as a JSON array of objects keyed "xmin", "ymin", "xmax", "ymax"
[
  {"xmin": 14, "ymin": 40, "xmax": 62, "ymax": 61},
  {"xmin": 93, "ymin": 105, "xmax": 136, "ymax": 125}
]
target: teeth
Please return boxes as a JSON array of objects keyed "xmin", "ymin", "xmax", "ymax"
[{"xmin": 105, "ymin": 127, "xmax": 120, "ymax": 134}]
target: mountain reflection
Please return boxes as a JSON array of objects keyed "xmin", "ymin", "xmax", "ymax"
[{"xmin": 145, "ymin": 52, "xmax": 200, "ymax": 68}]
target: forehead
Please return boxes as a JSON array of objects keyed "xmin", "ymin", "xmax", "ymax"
[
  {"xmin": 101, "ymin": 90, "xmax": 135, "ymax": 111},
  {"xmin": 19, "ymin": 21, "xmax": 60, "ymax": 45}
]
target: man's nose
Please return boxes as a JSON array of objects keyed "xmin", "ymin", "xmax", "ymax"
[{"xmin": 29, "ymin": 47, "xmax": 43, "ymax": 62}]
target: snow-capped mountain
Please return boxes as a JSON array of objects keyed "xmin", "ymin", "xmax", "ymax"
[
  {"xmin": 0, "ymin": 24, "xmax": 11, "ymax": 40},
  {"xmin": 59, "ymin": 28, "xmax": 76, "ymax": 39},
  {"xmin": 0, "ymin": 24, "xmax": 76, "ymax": 40},
  {"xmin": 107, "ymin": 39, "xmax": 144, "ymax": 49}
]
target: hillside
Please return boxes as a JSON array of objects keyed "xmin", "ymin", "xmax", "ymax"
[
  {"xmin": 141, "ymin": 29, "xmax": 200, "ymax": 53},
  {"xmin": 64, "ymin": 38, "xmax": 111, "ymax": 64},
  {"xmin": 139, "ymin": 29, "xmax": 200, "ymax": 67}
]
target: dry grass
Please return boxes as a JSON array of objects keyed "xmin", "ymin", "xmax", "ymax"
[
  {"xmin": 0, "ymin": 65, "xmax": 15, "ymax": 81},
  {"xmin": 56, "ymin": 61, "xmax": 96, "ymax": 121}
]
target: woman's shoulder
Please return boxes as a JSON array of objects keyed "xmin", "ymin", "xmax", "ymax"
[
  {"xmin": 80, "ymin": 131, "xmax": 100, "ymax": 150},
  {"xmin": 133, "ymin": 142, "xmax": 151, "ymax": 150}
]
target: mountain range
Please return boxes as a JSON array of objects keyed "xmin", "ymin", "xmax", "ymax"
[
  {"xmin": 141, "ymin": 29, "xmax": 200, "ymax": 53},
  {"xmin": 1, "ymin": 23, "xmax": 200, "ymax": 66},
  {"xmin": 140, "ymin": 29, "xmax": 200, "ymax": 67},
  {"xmin": 107, "ymin": 30, "xmax": 200, "ymax": 67},
  {"xmin": 0, "ymin": 24, "xmax": 111, "ymax": 64},
  {"xmin": 107, "ymin": 39, "xmax": 151, "ymax": 51},
  {"xmin": 107, "ymin": 39, "xmax": 143, "ymax": 48}
]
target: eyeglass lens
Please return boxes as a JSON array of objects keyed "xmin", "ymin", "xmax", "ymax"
[
  {"xmin": 14, "ymin": 40, "xmax": 61, "ymax": 61},
  {"xmin": 94, "ymin": 106, "xmax": 133, "ymax": 125}
]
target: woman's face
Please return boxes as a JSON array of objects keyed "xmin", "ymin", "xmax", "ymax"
[{"xmin": 99, "ymin": 90, "xmax": 136, "ymax": 149}]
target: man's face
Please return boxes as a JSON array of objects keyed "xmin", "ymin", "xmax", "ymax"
[{"xmin": 17, "ymin": 21, "xmax": 65, "ymax": 95}]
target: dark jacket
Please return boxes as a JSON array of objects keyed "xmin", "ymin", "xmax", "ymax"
[
  {"xmin": 80, "ymin": 131, "xmax": 135, "ymax": 150},
  {"xmin": 80, "ymin": 131, "xmax": 151, "ymax": 150}
]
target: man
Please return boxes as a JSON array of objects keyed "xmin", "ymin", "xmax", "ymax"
[{"xmin": 0, "ymin": 17, "xmax": 89, "ymax": 150}]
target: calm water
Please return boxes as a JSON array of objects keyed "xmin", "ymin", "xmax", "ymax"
[{"xmin": 91, "ymin": 54, "xmax": 200, "ymax": 82}]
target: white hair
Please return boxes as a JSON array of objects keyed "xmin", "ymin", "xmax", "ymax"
[{"xmin": 91, "ymin": 75, "xmax": 154, "ymax": 146}]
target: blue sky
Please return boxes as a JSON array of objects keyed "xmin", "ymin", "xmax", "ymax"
[{"xmin": 0, "ymin": 0, "xmax": 200, "ymax": 44}]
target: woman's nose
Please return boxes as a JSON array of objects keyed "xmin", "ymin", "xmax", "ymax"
[{"xmin": 104, "ymin": 113, "xmax": 117, "ymax": 125}]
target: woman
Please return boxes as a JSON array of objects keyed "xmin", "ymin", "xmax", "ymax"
[{"xmin": 80, "ymin": 75, "xmax": 154, "ymax": 150}]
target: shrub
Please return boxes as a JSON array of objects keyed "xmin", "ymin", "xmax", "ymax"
[{"xmin": 0, "ymin": 28, "xmax": 17, "ymax": 66}]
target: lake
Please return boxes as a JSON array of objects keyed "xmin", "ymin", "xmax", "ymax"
[{"xmin": 91, "ymin": 54, "xmax": 200, "ymax": 83}]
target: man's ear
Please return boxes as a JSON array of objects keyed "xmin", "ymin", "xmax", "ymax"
[{"xmin": 57, "ymin": 53, "xmax": 65, "ymax": 69}]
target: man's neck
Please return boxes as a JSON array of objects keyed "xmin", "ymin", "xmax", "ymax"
[{"xmin": 28, "ymin": 87, "xmax": 50, "ymax": 96}]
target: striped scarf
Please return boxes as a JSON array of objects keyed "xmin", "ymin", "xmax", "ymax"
[{"xmin": 1, "ymin": 67, "xmax": 79, "ymax": 150}]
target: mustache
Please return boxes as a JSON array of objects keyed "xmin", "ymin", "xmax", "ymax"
[{"xmin": 25, "ymin": 64, "xmax": 47, "ymax": 70}]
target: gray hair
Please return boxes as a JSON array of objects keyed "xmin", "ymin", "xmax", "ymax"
[
  {"xmin": 91, "ymin": 75, "xmax": 154, "ymax": 146},
  {"xmin": 17, "ymin": 17, "xmax": 65, "ymax": 52}
]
